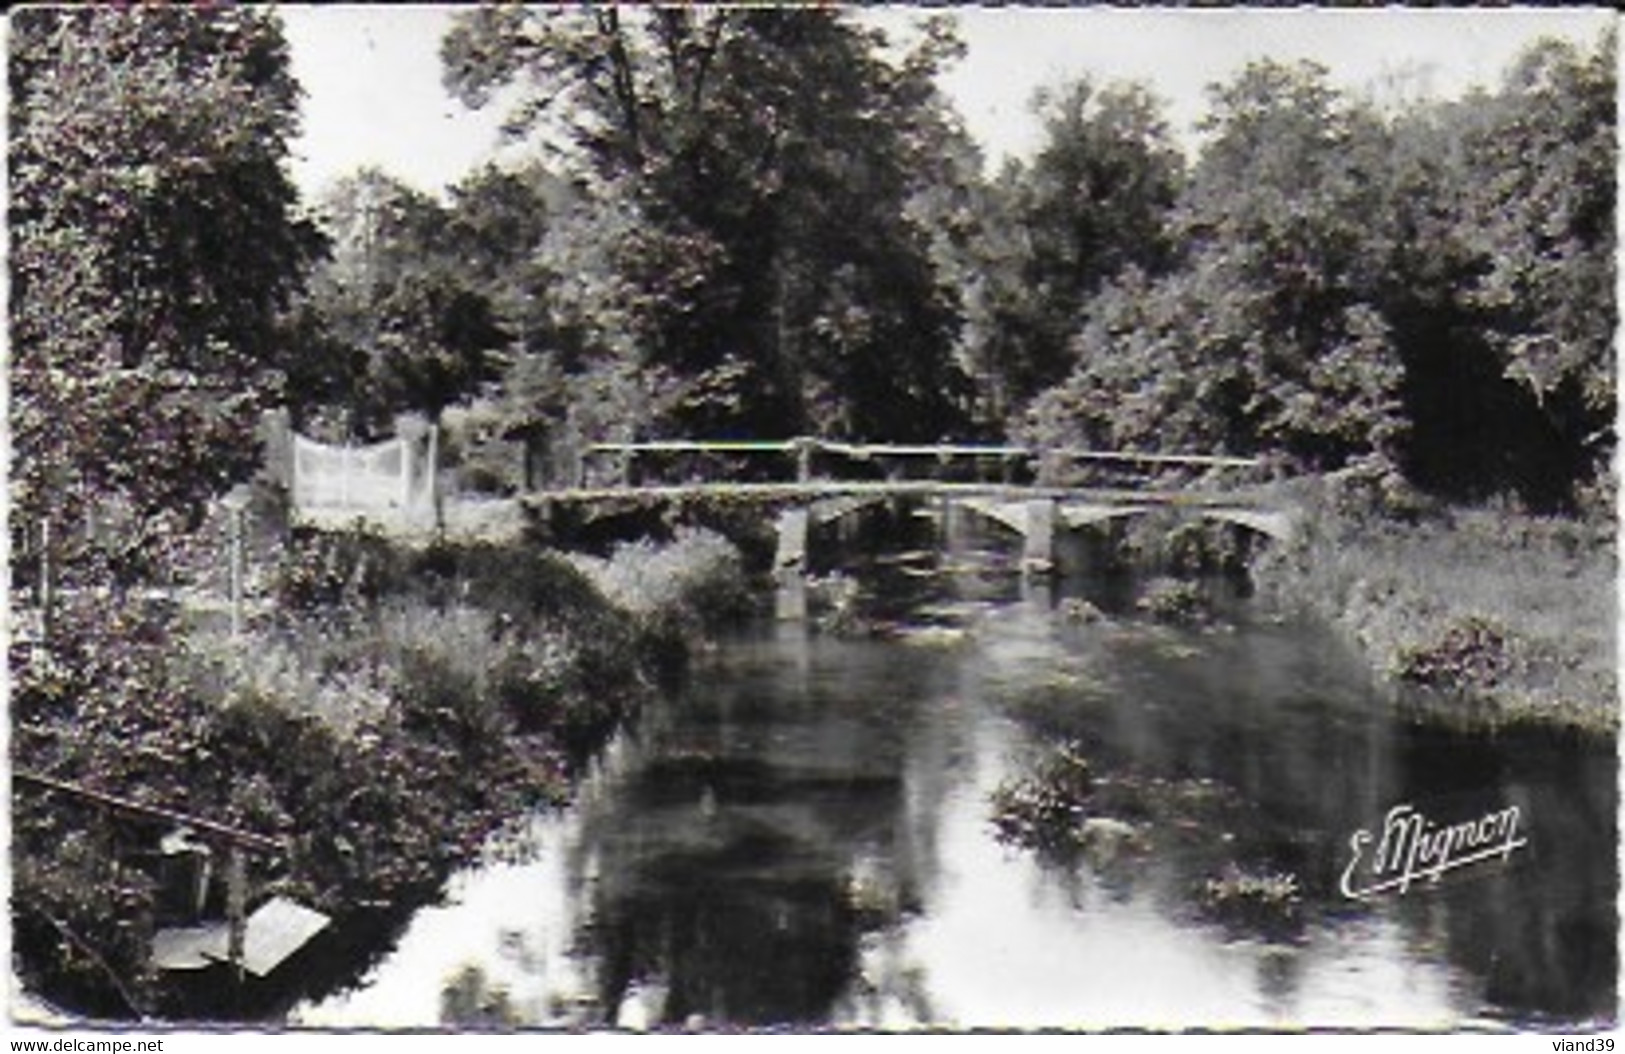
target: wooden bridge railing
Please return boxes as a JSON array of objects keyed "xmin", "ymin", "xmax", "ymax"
[{"xmin": 579, "ymin": 438, "xmax": 1263, "ymax": 489}]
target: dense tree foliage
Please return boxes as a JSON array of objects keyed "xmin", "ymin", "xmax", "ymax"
[
  {"xmin": 1022, "ymin": 61, "xmax": 1407, "ymax": 472},
  {"xmin": 434, "ymin": 15, "xmax": 1613, "ymax": 509},
  {"xmin": 8, "ymin": 5, "xmax": 319, "ymax": 1012},
  {"xmin": 442, "ymin": 7, "xmax": 971, "ymax": 443},
  {"xmin": 9, "ymin": 6, "xmax": 323, "ymax": 576},
  {"xmin": 1017, "ymin": 33, "xmax": 1613, "ymax": 509},
  {"xmin": 295, "ymin": 168, "xmax": 510, "ymax": 436},
  {"xmin": 1360, "ymin": 34, "xmax": 1615, "ymax": 508},
  {"xmin": 1442, "ymin": 35, "xmax": 1615, "ymax": 505},
  {"xmin": 19, "ymin": 8, "xmax": 1605, "ymax": 556},
  {"xmin": 994, "ymin": 80, "xmax": 1185, "ymax": 410}
]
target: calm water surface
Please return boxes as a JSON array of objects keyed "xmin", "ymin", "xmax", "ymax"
[{"xmin": 293, "ymin": 550, "xmax": 1615, "ymax": 1030}]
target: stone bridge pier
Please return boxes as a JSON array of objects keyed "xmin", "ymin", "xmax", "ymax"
[
  {"xmin": 771, "ymin": 491, "xmax": 1294, "ymax": 605},
  {"xmin": 772, "ymin": 493, "xmax": 902, "ymax": 575},
  {"xmin": 773, "ymin": 495, "xmax": 1066, "ymax": 581}
]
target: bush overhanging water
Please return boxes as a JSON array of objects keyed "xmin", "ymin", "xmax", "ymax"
[{"xmin": 10, "ymin": 526, "xmax": 748, "ymax": 1019}]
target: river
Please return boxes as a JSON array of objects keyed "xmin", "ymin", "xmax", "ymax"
[{"xmin": 291, "ymin": 533, "xmax": 1616, "ymax": 1030}]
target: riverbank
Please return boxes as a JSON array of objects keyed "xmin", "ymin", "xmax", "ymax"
[
  {"xmin": 1253, "ymin": 474, "xmax": 1616, "ymax": 735},
  {"xmin": 286, "ymin": 544, "xmax": 1617, "ymax": 1028},
  {"xmin": 9, "ymin": 524, "xmax": 748, "ymax": 1020}
]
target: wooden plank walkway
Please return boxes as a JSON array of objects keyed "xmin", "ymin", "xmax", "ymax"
[
  {"xmin": 587, "ymin": 439, "xmax": 1262, "ymax": 470},
  {"xmin": 526, "ymin": 480, "xmax": 1276, "ymax": 510}
]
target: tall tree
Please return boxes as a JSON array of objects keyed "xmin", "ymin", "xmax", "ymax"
[
  {"xmin": 10, "ymin": 6, "xmax": 324, "ymax": 576},
  {"xmin": 300, "ymin": 168, "xmax": 509, "ymax": 435},
  {"xmin": 1457, "ymin": 32, "xmax": 1615, "ymax": 506},
  {"xmin": 1359, "ymin": 29, "xmax": 1615, "ymax": 509},
  {"xmin": 1021, "ymin": 61, "xmax": 1406, "ymax": 471},
  {"xmin": 1468, "ymin": 34, "xmax": 1614, "ymax": 421},
  {"xmin": 442, "ymin": 7, "xmax": 969, "ymax": 442},
  {"xmin": 1001, "ymin": 79, "xmax": 1184, "ymax": 408}
]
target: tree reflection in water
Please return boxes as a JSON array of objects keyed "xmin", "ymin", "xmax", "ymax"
[
  {"xmin": 299, "ymin": 557, "xmax": 1613, "ymax": 1030},
  {"xmin": 559, "ymin": 679, "xmax": 934, "ymax": 1027}
]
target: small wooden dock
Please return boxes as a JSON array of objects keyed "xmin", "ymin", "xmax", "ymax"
[{"xmin": 14, "ymin": 770, "xmax": 328, "ymax": 983}]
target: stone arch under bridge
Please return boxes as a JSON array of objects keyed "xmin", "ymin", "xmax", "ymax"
[
  {"xmin": 771, "ymin": 491, "xmax": 1295, "ymax": 576},
  {"xmin": 958, "ymin": 496, "xmax": 1294, "ymax": 542}
]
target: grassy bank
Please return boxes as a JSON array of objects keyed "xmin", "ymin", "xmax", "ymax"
[
  {"xmin": 10, "ymin": 525, "xmax": 748, "ymax": 1019},
  {"xmin": 1253, "ymin": 474, "xmax": 1616, "ymax": 735}
]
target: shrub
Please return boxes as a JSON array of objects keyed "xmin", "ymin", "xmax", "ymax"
[
  {"xmin": 271, "ymin": 527, "xmax": 405, "ymax": 615},
  {"xmin": 11, "ymin": 826, "xmax": 159, "ymax": 1018},
  {"xmin": 408, "ymin": 543, "xmax": 610, "ymax": 624},
  {"xmin": 990, "ymin": 742, "xmax": 1095, "ymax": 851},
  {"xmin": 492, "ymin": 633, "xmax": 577, "ymax": 734},
  {"xmin": 567, "ymin": 527, "xmax": 749, "ymax": 628},
  {"xmin": 1136, "ymin": 576, "xmax": 1208, "ymax": 625},
  {"xmin": 174, "ymin": 622, "xmax": 395, "ymax": 739},
  {"xmin": 1393, "ymin": 615, "xmax": 1515, "ymax": 690}
]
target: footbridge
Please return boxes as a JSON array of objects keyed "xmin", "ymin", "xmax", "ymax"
[{"xmin": 520, "ymin": 439, "xmax": 1296, "ymax": 575}]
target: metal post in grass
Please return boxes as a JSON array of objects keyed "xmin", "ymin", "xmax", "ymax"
[
  {"xmin": 399, "ymin": 432, "xmax": 413, "ymax": 512},
  {"xmin": 38, "ymin": 517, "xmax": 52, "ymax": 643},
  {"xmin": 427, "ymin": 422, "xmax": 442, "ymax": 529},
  {"xmin": 221, "ymin": 486, "xmax": 252, "ymax": 638}
]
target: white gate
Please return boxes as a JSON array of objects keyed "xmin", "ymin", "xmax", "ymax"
[{"xmin": 290, "ymin": 430, "xmax": 436, "ymax": 531}]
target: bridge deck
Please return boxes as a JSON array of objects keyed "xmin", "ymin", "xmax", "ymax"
[
  {"xmin": 587, "ymin": 439, "xmax": 1262, "ymax": 470},
  {"xmin": 525, "ymin": 480, "xmax": 1273, "ymax": 509}
]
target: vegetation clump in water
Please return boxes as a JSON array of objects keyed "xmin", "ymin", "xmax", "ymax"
[
  {"xmin": 1393, "ymin": 615, "xmax": 1516, "ymax": 691},
  {"xmin": 1135, "ymin": 577, "xmax": 1210, "ymax": 626},
  {"xmin": 989, "ymin": 742, "xmax": 1099, "ymax": 853},
  {"xmin": 1201, "ymin": 865, "xmax": 1301, "ymax": 932},
  {"xmin": 809, "ymin": 573, "xmax": 868, "ymax": 637},
  {"xmin": 991, "ymin": 741, "xmax": 1310, "ymax": 940}
]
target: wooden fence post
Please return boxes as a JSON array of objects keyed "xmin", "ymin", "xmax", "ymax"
[
  {"xmin": 226, "ymin": 845, "xmax": 247, "ymax": 984},
  {"xmin": 259, "ymin": 408, "xmax": 292, "ymax": 489},
  {"xmin": 222, "ymin": 488, "xmax": 251, "ymax": 638},
  {"xmin": 796, "ymin": 438, "xmax": 813, "ymax": 484},
  {"xmin": 231, "ymin": 508, "xmax": 243, "ymax": 637}
]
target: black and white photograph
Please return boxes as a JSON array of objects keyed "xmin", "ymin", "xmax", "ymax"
[{"xmin": 6, "ymin": 3, "xmax": 1618, "ymax": 1037}]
